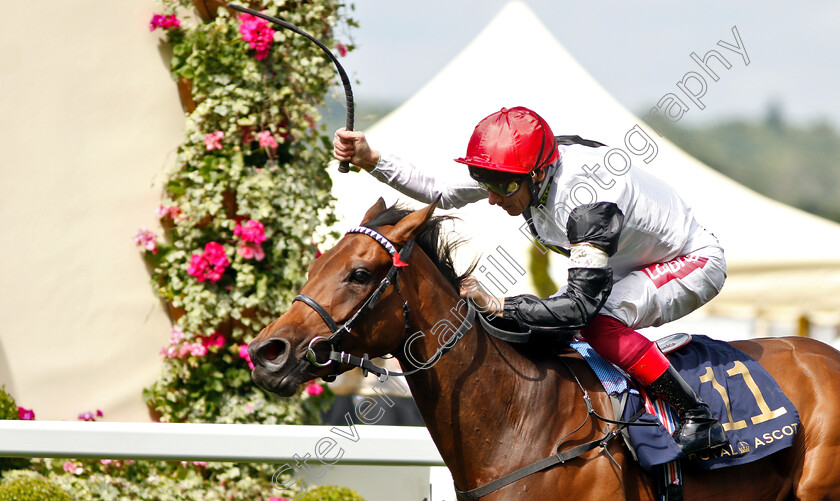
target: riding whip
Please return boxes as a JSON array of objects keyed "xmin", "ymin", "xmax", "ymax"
[{"xmin": 228, "ymin": 4, "xmax": 355, "ymax": 173}]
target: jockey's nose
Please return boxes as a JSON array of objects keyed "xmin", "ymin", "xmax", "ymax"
[
  {"xmin": 250, "ymin": 337, "xmax": 291, "ymax": 369},
  {"xmin": 487, "ymin": 190, "xmax": 503, "ymax": 206}
]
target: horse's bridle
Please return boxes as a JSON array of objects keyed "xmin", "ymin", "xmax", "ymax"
[{"xmin": 294, "ymin": 225, "xmax": 468, "ymax": 382}]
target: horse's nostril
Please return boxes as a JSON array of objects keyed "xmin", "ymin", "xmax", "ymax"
[{"xmin": 261, "ymin": 339, "xmax": 288, "ymax": 361}]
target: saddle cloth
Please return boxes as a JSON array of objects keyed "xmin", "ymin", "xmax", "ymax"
[{"xmin": 571, "ymin": 334, "xmax": 800, "ymax": 471}]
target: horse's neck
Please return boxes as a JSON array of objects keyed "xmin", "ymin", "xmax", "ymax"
[{"xmin": 395, "ymin": 269, "xmax": 588, "ymax": 488}]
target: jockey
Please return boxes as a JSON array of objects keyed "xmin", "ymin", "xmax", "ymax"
[{"xmin": 333, "ymin": 106, "xmax": 727, "ymax": 455}]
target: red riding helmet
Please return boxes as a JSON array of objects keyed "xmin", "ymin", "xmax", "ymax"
[{"xmin": 454, "ymin": 106, "xmax": 559, "ymax": 176}]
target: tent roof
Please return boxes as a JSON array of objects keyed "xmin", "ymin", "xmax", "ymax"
[{"xmin": 329, "ymin": 1, "xmax": 840, "ymax": 322}]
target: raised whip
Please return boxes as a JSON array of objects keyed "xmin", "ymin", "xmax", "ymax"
[{"xmin": 228, "ymin": 4, "xmax": 355, "ymax": 173}]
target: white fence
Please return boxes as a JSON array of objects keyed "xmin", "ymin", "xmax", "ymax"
[{"xmin": 0, "ymin": 421, "xmax": 455, "ymax": 501}]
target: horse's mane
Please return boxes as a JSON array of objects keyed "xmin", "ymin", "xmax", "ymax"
[{"xmin": 363, "ymin": 203, "xmax": 476, "ymax": 290}]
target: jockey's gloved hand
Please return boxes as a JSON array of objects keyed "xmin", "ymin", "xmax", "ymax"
[{"xmin": 503, "ymin": 202, "xmax": 624, "ymax": 332}]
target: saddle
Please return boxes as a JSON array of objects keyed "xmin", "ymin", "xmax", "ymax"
[{"xmin": 571, "ymin": 333, "xmax": 800, "ymax": 471}]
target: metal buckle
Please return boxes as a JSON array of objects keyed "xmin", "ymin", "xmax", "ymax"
[{"xmin": 306, "ymin": 336, "xmax": 333, "ymax": 367}]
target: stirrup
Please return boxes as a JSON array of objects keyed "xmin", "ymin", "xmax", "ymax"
[{"xmin": 674, "ymin": 411, "xmax": 728, "ymax": 455}]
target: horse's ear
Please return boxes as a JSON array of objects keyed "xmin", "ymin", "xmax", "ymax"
[
  {"xmin": 360, "ymin": 197, "xmax": 388, "ymax": 225},
  {"xmin": 389, "ymin": 195, "xmax": 440, "ymax": 244}
]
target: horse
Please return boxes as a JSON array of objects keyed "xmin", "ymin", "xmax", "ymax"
[{"xmin": 249, "ymin": 198, "xmax": 840, "ymax": 500}]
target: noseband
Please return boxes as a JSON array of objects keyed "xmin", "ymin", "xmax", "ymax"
[{"xmin": 293, "ymin": 226, "xmax": 416, "ymax": 376}]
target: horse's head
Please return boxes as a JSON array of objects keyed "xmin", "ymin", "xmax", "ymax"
[{"xmin": 249, "ymin": 197, "xmax": 443, "ymax": 396}]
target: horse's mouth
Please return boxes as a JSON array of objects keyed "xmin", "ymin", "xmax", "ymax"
[{"xmin": 252, "ymin": 357, "xmax": 315, "ymax": 397}]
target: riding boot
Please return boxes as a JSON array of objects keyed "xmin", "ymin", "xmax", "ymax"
[{"xmin": 646, "ymin": 365, "xmax": 728, "ymax": 455}]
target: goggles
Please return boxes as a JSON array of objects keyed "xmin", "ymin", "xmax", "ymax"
[{"xmin": 478, "ymin": 177, "xmax": 525, "ymax": 197}]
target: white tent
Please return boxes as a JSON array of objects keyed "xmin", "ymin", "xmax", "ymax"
[{"xmin": 329, "ymin": 1, "xmax": 840, "ymax": 334}]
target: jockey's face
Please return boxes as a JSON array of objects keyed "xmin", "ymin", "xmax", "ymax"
[{"xmin": 486, "ymin": 169, "xmax": 546, "ymax": 217}]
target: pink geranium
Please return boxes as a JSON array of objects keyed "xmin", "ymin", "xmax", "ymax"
[
  {"xmin": 234, "ymin": 220, "xmax": 267, "ymax": 244},
  {"xmin": 161, "ymin": 328, "xmax": 214, "ymax": 359},
  {"xmin": 17, "ymin": 407, "xmax": 35, "ymax": 420},
  {"xmin": 149, "ymin": 14, "xmax": 180, "ymax": 31},
  {"xmin": 239, "ymin": 344, "xmax": 255, "ymax": 370},
  {"xmin": 201, "ymin": 332, "xmax": 226, "ymax": 350},
  {"xmin": 305, "ymin": 381, "xmax": 324, "ymax": 396},
  {"xmin": 256, "ymin": 130, "xmax": 278, "ymax": 149},
  {"xmin": 63, "ymin": 461, "xmax": 84, "ymax": 475},
  {"xmin": 239, "ymin": 13, "xmax": 275, "ymax": 60},
  {"xmin": 156, "ymin": 204, "xmax": 182, "ymax": 221},
  {"xmin": 78, "ymin": 409, "xmax": 103, "ymax": 422},
  {"xmin": 234, "ymin": 220, "xmax": 267, "ymax": 261},
  {"xmin": 134, "ymin": 227, "xmax": 158, "ymax": 254},
  {"xmin": 188, "ymin": 242, "xmax": 230, "ymax": 283},
  {"xmin": 204, "ymin": 131, "xmax": 224, "ymax": 151},
  {"xmin": 335, "ymin": 43, "xmax": 348, "ymax": 57}
]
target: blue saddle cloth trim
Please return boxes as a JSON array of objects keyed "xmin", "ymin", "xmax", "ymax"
[
  {"xmin": 569, "ymin": 341, "xmax": 628, "ymax": 394},
  {"xmin": 574, "ymin": 335, "xmax": 800, "ymax": 471}
]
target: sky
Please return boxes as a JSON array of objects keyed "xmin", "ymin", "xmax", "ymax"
[{"xmin": 335, "ymin": 0, "xmax": 840, "ymax": 129}]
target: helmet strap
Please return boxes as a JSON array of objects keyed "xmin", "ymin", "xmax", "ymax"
[{"xmin": 528, "ymin": 160, "xmax": 559, "ymax": 207}]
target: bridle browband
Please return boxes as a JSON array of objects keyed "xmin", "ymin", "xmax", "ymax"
[{"xmin": 293, "ymin": 225, "xmax": 475, "ymax": 381}]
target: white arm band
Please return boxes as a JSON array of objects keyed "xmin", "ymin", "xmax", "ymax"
[{"xmin": 569, "ymin": 243, "xmax": 609, "ymax": 268}]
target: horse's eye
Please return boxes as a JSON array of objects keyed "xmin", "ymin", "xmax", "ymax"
[{"xmin": 349, "ymin": 268, "xmax": 371, "ymax": 284}]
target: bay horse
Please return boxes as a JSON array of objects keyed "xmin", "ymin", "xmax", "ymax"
[{"xmin": 249, "ymin": 198, "xmax": 840, "ymax": 500}]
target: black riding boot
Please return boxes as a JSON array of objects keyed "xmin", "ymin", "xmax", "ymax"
[{"xmin": 646, "ymin": 365, "xmax": 728, "ymax": 455}]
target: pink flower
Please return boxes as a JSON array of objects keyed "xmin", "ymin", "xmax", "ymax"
[
  {"xmin": 336, "ymin": 43, "xmax": 348, "ymax": 57},
  {"xmin": 305, "ymin": 381, "xmax": 324, "ymax": 396},
  {"xmin": 63, "ymin": 461, "xmax": 84, "ymax": 475},
  {"xmin": 100, "ymin": 459, "xmax": 113, "ymax": 466},
  {"xmin": 269, "ymin": 498, "xmax": 289, "ymax": 501},
  {"xmin": 78, "ymin": 409, "xmax": 103, "ymax": 421},
  {"xmin": 156, "ymin": 205, "xmax": 183, "ymax": 221},
  {"xmin": 234, "ymin": 220, "xmax": 267, "ymax": 261},
  {"xmin": 234, "ymin": 220, "xmax": 267, "ymax": 244},
  {"xmin": 237, "ymin": 242, "xmax": 266, "ymax": 261},
  {"xmin": 188, "ymin": 242, "xmax": 230, "ymax": 283},
  {"xmin": 190, "ymin": 343, "xmax": 208, "ymax": 357},
  {"xmin": 204, "ymin": 131, "xmax": 224, "ymax": 151},
  {"xmin": 239, "ymin": 344, "xmax": 255, "ymax": 370},
  {"xmin": 256, "ymin": 130, "xmax": 278, "ymax": 149},
  {"xmin": 134, "ymin": 227, "xmax": 158, "ymax": 254},
  {"xmin": 149, "ymin": 14, "xmax": 180, "ymax": 31},
  {"xmin": 202, "ymin": 332, "xmax": 226, "ymax": 349},
  {"xmin": 17, "ymin": 407, "xmax": 35, "ymax": 420},
  {"xmin": 239, "ymin": 13, "xmax": 275, "ymax": 60}
]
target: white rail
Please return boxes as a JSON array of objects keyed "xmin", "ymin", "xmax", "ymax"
[{"xmin": 0, "ymin": 421, "xmax": 445, "ymax": 466}]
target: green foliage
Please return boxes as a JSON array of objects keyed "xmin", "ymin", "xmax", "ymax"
[
  {"xmin": 301, "ymin": 485, "xmax": 366, "ymax": 501},
  {"xmin": 141, "ymin": 0, "xmax": 350, "ymax": 426},
  {"xmin": 0, "ymin": 387, "xmax": 29, "ymax": 474},
  {"xmin": 656, "ymin": 111, "xmax": 840, "ymax": 223},
  {"xmin": 22, "ymin": 1, "xmax": 358, "ymax": 499},
  {"xmin": 30, "ymin": 458, "xmax": 297, "ymax": 501},
  {"xmin": 0, "ymin": 386, "xmax": 16, "ymax": 421},
  {"xmin": 0, "ymin": 471, "xmax": 72, "ymax": 501}
]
